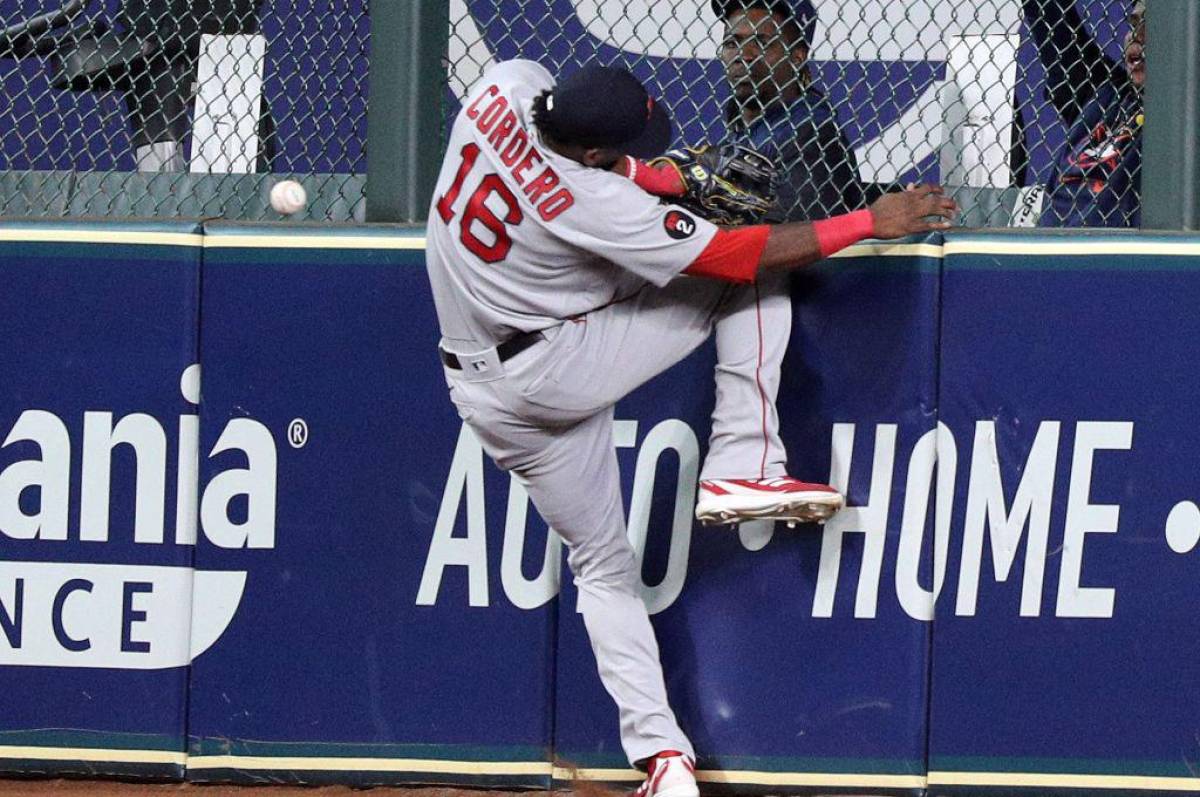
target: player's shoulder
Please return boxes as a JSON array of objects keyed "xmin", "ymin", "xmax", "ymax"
[
  {"xmin": 560, "ymin": 158, "xmax": 650, "ymax": 202},
  {"xmin": 481, "ymin": 59, "xmax": 554, "ymax": 93},
  {"xmin": 530, "ymin": 152, "xmax": 665, "ymax": 228}
]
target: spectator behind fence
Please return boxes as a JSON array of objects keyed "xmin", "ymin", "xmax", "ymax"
[
  {"xmin": 1024, "ymin": 0, "xmax": 1144, "ymax": 228},
  {"xmin": 711, "ymin": 0, "xmax": 863, "ymax": 221},
  {"xmin": 115, "ymin": 0, "xmax": 264, "ymax": 171}
]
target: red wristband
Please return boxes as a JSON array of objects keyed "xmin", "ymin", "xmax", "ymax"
[{"xmin": 812, "ymin": 209, "xmax": 875, "ymax": 258}]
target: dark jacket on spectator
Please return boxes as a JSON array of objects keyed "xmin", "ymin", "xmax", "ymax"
[{"xmin": 725, "ymin": 86, "xmax": 863, "ymax": 222}]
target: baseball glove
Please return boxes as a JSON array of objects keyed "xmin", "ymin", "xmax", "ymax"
[{"xmin": 648, "ymin": 143, "xmax": 778, "ymax": 225}]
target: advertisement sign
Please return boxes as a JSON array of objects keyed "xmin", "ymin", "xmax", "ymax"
[
  {"xmin": 3, "ymin": 224, "xmax": 1200, "ymax": 795},
  {"xmin": 0, "ymin": 220, "xmax": 202, "ymax": 777},
  {"xmin": 929, "ymin": 233, "xmax": 1200, "ymax": 794}
]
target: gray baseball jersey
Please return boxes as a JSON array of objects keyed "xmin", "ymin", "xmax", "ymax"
[
  {"xmin": 425, "ymin": 58, "xmax": 796, "ymax": 771},
  {"xmin": 425, "ymin": 59, "xmax": 719, "ymax": 349}
]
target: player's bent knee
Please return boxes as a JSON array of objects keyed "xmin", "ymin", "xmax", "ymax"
[{"xmin": 568, "ymin": 544, "xmax": 639, "ymax": 593}]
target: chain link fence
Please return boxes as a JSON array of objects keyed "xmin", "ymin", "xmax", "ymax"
[
  {"xmin": 450, "ymin": 0, "xmax": 1142, "ymax": 228},
  {"xmin": 0, "ymin": 1, "xmax": 1144, "ymax": 226},
  {"xmin": 0, "ymin": 0, "xmax": 368, "ymax": 221}
]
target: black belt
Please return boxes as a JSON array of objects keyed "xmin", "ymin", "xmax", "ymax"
[{"xmin": 439, "ymin": 330, "xmax": 544, "ymax": 370}]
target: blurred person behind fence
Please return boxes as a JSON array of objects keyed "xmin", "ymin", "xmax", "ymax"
[
  {"xmin": 116, "ymin": 0, "xmax": 264, "ymax": 171},
  {"xmin": 1022, "ymin": 0, "xmax": 1145, "ymax": 227},
  {"xmin": 712, "ymin": 0, "xmax": 863, "ymax": 222}
]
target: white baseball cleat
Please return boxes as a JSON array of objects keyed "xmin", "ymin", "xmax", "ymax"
[
  {"xmin": 633, "ymin": 751, "xmax": 698, "ymax": 797},
  {"xmin": 695, "ymin": 477, "xmax": 844, "ymax": 526}
]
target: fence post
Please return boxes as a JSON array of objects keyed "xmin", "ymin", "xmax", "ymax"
[
  {"xmin": 1143, "ymin": 0, "xmax": 1200, "ymax": 230},
  {"xmin": 366, "ymin": 0, "xmax": 449, "ymax": 223}
]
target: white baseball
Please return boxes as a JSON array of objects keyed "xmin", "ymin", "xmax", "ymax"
[{"xmin": 270, "ymin": 180, "xmax": 308, "ymax": 215}]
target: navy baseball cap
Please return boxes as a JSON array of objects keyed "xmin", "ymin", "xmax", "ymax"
[
  {"xmin": 710, "ymin": 0, "xmax": 818, "ymax": 44},
  {"xmin": 541, "ymin": 64, "xmax": 673, "ymax": 158}
]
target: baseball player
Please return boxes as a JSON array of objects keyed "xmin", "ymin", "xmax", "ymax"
[{"xmin": 425, "ymin": 59, "xmax": 954, "ymax": 796}]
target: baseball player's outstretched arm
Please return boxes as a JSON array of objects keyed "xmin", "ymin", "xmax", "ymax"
[{"xmin": 757, "ymin": 185, "xmax": 956, "ymax": 273}]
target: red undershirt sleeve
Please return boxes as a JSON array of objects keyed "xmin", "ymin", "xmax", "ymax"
[
  {"xmin": 682, "ymin": 225, "xmax": 770, "ymax": 284},
  {"xmin": 625, "ymin": 156, "xmax": 687, "ymax": 197}
]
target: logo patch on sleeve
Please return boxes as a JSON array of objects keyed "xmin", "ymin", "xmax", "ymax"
[{"xmin": 664, "ymin": 209, "xmax": 697, "ymax": 240}]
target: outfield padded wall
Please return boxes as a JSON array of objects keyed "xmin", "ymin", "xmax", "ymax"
[{"xmin": 0, "ymin": 222, "xmax": 1197, "ymax": 796}]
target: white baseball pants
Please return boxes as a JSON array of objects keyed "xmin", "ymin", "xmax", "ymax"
[{"xmin": 442, "ymin": 273, "xmax": 791, "ymax": 765}]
